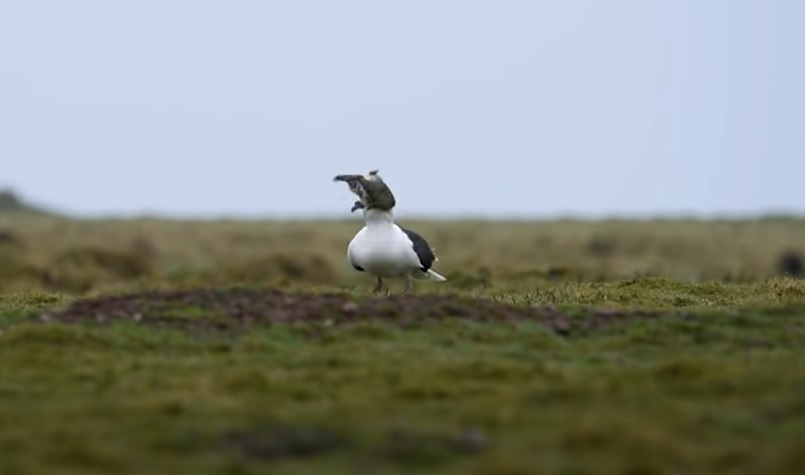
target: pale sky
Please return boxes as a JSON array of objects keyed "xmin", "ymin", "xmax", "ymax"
[{"xmin": 2, "ymin": 1, "xmax": 803, "ymax": 219}]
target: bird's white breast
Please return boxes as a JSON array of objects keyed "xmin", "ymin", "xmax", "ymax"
[{"xmin": 347, "ymin": 224, "xmax": 420, "ymax": 277}]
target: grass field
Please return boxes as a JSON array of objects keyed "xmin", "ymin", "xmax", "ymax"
[{"xmin": 1, "ymin": 214, "xmax": 805, "ymax": 474}]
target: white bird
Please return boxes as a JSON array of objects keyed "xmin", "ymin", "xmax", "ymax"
[{"xmin": 334, "ymin": 170, "xmax": 447, "ymax": 294}]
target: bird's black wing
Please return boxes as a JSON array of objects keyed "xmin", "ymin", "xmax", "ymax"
[{"xmin": 400, "ymin": 227, "xmax": 436, "ymax": 271}]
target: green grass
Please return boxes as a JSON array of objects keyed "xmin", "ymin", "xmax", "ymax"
[
  {"xmin": 1, "ymin": 216, "xmax": 805, "ymax": 473},
  {"xmin": 2, "ymin": 282, "xmax": 805, "ymax": 474}
]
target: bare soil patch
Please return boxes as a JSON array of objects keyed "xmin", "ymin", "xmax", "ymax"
[{"xmin": 36, "ymin": 287, "xmax": 681, "ymax": 335}]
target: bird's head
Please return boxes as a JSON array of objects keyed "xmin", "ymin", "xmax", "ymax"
[{"xmin": 333, "ymin": 169, "xmax": 396, "ymax": 213}]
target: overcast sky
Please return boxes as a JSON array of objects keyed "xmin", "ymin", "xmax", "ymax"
[{"xmin": 2, "ymin": 1, "xmax": 803, "ymax": 219}]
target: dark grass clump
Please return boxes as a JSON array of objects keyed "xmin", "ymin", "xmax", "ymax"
[
  {"xmin": 23, "ymin": 246, "xmax": 157, "ymax": 293},
  {"xmin": 220, "ymin": 423, "xmax": 351, "ymax": 461},
  {"xmin": 218, "ymin": 253, "xmax": 339, "ymax": 285},
  {"xmin": 217, "ymin": 422, "xmax": 488, "ymax": 467},
  {"xmin": 778, "ymin": 250, "xmax": 804, "ymax": 278},
  {"xmin": 0, "ymin": 228, "xmax": 23, "ymax": 247}
]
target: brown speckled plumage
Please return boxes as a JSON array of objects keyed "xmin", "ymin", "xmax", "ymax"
[{"xmin": 333, "ymin": 169, "xmax": 396, "ymax": 212}]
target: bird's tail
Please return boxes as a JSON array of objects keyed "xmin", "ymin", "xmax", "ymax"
[{"xmin": 425, "ymin": 269, "xmax": 447, "ymax": 282}]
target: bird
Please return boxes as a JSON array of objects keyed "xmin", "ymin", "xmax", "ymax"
[{"xmin": 333, "ymin": 169, "xmax": 447, "ymax": 294}]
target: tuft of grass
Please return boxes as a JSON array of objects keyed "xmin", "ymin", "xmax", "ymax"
[{"xmin": 0, "ymin": 291, "xmax": 67, "ymax": 316}]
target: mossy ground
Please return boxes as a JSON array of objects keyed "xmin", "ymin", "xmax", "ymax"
[{"xmin": 1, "ymin": 216, "xmax": 804, "ymax": 474}]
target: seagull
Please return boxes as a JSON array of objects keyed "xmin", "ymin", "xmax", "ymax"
[{"xmin": 333, "ymin": 170, "xmax": 447, "ymax": 294}]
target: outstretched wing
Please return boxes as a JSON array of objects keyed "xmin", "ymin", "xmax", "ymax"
[
  {"xmin": 333, "ymin": 175, "xmax": 371, "ymax": 203},
  {"xmin": 333, "ymin": 170, "xmax": 396, "ymax": 211}
]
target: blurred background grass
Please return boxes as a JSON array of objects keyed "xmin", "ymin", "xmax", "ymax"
[{"xmin": 2, "ymin": 207, "xmax": 803, "ymax": 295}]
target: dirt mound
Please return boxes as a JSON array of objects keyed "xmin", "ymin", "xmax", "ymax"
[{"xmin": 40, "ymin": 287, "xmax": 674, "ymax": 335}]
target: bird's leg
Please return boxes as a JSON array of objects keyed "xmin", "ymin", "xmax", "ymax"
[
  {"xmin": 372, "ymin": 276, "xmax": 384, "ymax": 294},
  {"xmin": 404, "ymin": 275, "xmax": 414, "ymax": 294}
]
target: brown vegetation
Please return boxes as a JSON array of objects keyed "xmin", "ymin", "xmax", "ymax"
[{"xmin": 0, "ymin": 215, "xmax": 803, "ymax": 294}]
